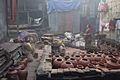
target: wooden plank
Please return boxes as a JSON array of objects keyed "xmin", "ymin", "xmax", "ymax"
[
  {"xmin": 51, "ymin": 69, "xmax": 58, "ymax": 74},
  {"xmin": 57, "ymin": 69, "xmax": 64, "ymax": 73},
  {"xmin": 69, "ymin": 68, "xmax": 77, "ymax": 72},
  {"xmin": 110, "ymin": 69, "xmax": 120, "ymax": 72},
  {"xmin": 63, "ymin": 68, "xmax": 70, "ymax": 72},
  {"xmin": 76, "ymin": 69, "xmax": 84, "ymax": 73}
]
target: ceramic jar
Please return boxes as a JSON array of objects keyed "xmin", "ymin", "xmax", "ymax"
[
  {"xmin": 106, "ymin": 58, "xmax": 120, "ymax": 69},
  {"xmin": 79, "ymin": 52, "xmax": 86, "ymax": 58},
  {"xmin": 78, "ymin": 58, "xmax": 90, "ymax": 67},
  {"xmin": 7, "ymin": 70, "xmax": 18, "ymax": 79},
  {"xmin": 68, "ymin": 57, "xmax": 78, "ymax": 67},
  {"xmin": 61, "ymin": 61, "xmax": 74, "ymax": 69},
  {"xmin": 53, "ymin": 57, "xmax": 64, "ymax": 68},
  {"xmin": 18, "ymin": 58, "xmax": 28, "ymax": 67},
  {"xmin": 52, "ymin": 55, "xmax": 61, "ymax": 61},
  {"xmin": 74, "ymin": 54, "xmax": 81, "ymax": 61},
  {"xmin": 18, "ymin": 68, "xmax": 28, "ymax": 80},
  {"xmin": 15, "ymin": 64, "xmax": 25, "ymax": 70},
  {"xmin": 84, "ymin": 54, "xmax": 93, "ymax": 61},
  {"xmin": 105, "ymin": 55, "xmax": 115, "ymax": 61},
  {"xmin": 77, "ymin": 65, "xmax": 84, "ymax": 69},
  {"xmin": 64, "ymin": 55, "xmax": 70, "ymax": 60},
  {"xmin": 93, "ymin": 54, "xmax": 102, "ymax": 61}
]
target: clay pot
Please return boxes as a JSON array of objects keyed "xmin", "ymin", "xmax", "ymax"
[
  {"xmin": 78, "ymin": 59, "xmax": 90, "ymax": 67},
  {"xmin": 101, "ymin": 53, "xmax": 106, "ymax": 58},
  {"xmin": 84, "ymin": 54, "xmax": 93, "ymax": 61},
  {"xmin": 61, "ymin": 61, "xmax": 74, "ymax": 69},
  {"xmin": 18, "ymin": 68, "xmax": 28, "ymax": 80},
  {"xmin": 52, "ymin": 55, "xmax": 61, "ymax": 61},
  {"xmin": 7, "ymin": 70, "xmax": 18, "ymax": 79},
  {"xmin": 74, "ymin": 54, "xmax": 81, "ymax": 61},
  {"xmin": 105, "ymin": 55, "xmax": 115, "ymax": 61},
  {"xmin": 64, "ymin": 55, "xmax": 70, "ymax": 60},
  {"xmin": 53, "ymin": 57, "xmax": 64, "ymax": 68},
  {"xmin": 93, "ymin": 54, "xmax": 102, "ymax": 61},
  {"xmin": 68, "ymin": 57, "xmax": 78, "ymax": 67},
  {"xmin": 77, "ymin": 65, "xmax": 84, "ymax": 69},
  {"xmin": 117, "ymin": 57, "xmax": 120, "ymax": 64},
  {"xmin": 8, "ymin": 70, "xmax": 18, "ymax": 77},
  {"xmin": 18, "ymin": 58, "xmax": 28, "ymax": 67},
  {"xmin": 98, "ymin": 62, "xmax": 107, "ymax": 68},
  {"xmin": 15, "ymin": 64, "xmax": 25, "ymax": 70},
  {"xmin": 79, "ymin": 52, "xmax": 86, "ymax": 58},
  {"xmin": 106, "ymin": 58, "xmax": 120, "ymax": 69}
]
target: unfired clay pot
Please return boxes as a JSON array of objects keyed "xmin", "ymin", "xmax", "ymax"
[{"xmin": 61, "ymin": 61, "xmax": 74, "ymax": 69}]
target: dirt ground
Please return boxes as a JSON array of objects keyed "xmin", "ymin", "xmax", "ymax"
[{"xmin": 65, "ymin": 47, "xmax": 86, "ymax": 56}]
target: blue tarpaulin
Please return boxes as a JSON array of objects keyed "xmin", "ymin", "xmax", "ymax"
[{"xmin": 48, "ymin": 0, "xmax": 81, "ymax": 13}]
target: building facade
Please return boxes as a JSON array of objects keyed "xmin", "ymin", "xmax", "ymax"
[
  {"xmin": 0, "ymin": 0, "xmax": 7, "ymax": 42},
  {"xmin": 101, "ymin": 0, "xmax": 120, "ymax": 21}
]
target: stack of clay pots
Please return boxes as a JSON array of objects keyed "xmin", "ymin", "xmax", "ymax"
[
  {"xmin": 7, "ymin": 57, "xmax": 28, "ymax": 80},
  {"xmin": 52, "ymin": 51, "xmax": 120, "ymax": 70}
]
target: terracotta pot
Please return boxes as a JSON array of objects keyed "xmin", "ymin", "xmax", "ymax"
[
  {"xmin": 98, "ymin": 62, "xmax": 107, "ymax": 68},
  {"xmin": 78, "ymin": 58, "xmax": 90, "ymax": 67},
  {"xmin": 15, "ymin": 64, "xmax": 25, "ymax": 70},
  {"xmin": 77, "ymin": 65, "xmax": 84, "ymax": 69},
  {"xmin": 101, "ymin": 53, "xmax": 106, "ymax": 58},
  {"xmin": 105, "ymin": 55, "xmax": 115, "ymax": 61},
  {"xmin": 117, "ymin": 57, "xmax": 120, "ymax": 64},
  {"xmin": 74, "ymin": 54, "xmax": 81, "ymax": 61},
  {"xmin": 53, "ymin": 57, "xmax": 64, "ymax": 68},
  {"xmin": 106, "ymin": 58, "xmax": 120, "ymax": 69},
  {"xmin": 68, "ymin": 57, "xmax": 78, "ymax": 67},
  {"xmin": 93, "ymin": 54, "xmax": 102, "ymax": 61},
  {"xmin": 64, "ymin": 55, "xmax": 70, "ymax": 60},
  {"xmin": 18, "ymin": 59, "xmax": 28, "ymax": 67},
  {"xmin": 79, "ymin": 52, "xmax": 86, "ymax": 58},
  {"xmin": 7, "ymin": 70, "xmax": 18, "ymax": 79},
  {"xmin": 52, "ymin": 55, "xmax": 61, "ymax": 61},
  {"xmin": 18, "ymin": 68, "xmax": 28, "ymax": 80},
  {"xmin": 84, "ymin": 54, "xmax": 93, "ymax": 61},
  {"xmin": 61, "ymin": 61, "xmax": 74, "ymax": 69}
]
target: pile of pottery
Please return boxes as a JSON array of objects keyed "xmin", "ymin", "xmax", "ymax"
[
  {"xmin": 7, "ymin": 56, "xmax": 28, "ymax": 80},
  {"xmin": 52, "ymin": 51, "xmax": 120, "ymax": 70}
]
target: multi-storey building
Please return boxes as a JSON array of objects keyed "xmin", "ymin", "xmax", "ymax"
[{"xmin": 102, "ymin": 0, "xmax": 120, "ymax": 21}]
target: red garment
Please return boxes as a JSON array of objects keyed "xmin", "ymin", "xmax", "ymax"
[{"xmin": 85, "ymin": 27, "xmax": 92, "ymax": 34}]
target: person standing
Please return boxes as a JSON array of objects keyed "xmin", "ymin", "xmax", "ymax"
[{"xmin": 84, "ymin": 24, "xmax": 92, "ymax": 49}]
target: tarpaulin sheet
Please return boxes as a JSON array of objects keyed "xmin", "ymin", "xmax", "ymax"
[{"xmin": 48, "ymin": 0, "xmax": 80, "ymax": 13}]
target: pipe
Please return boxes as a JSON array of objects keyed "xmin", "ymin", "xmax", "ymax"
[{"xmin": 12, "ymin": 0, "xmax": 16, "ymax": 22}]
